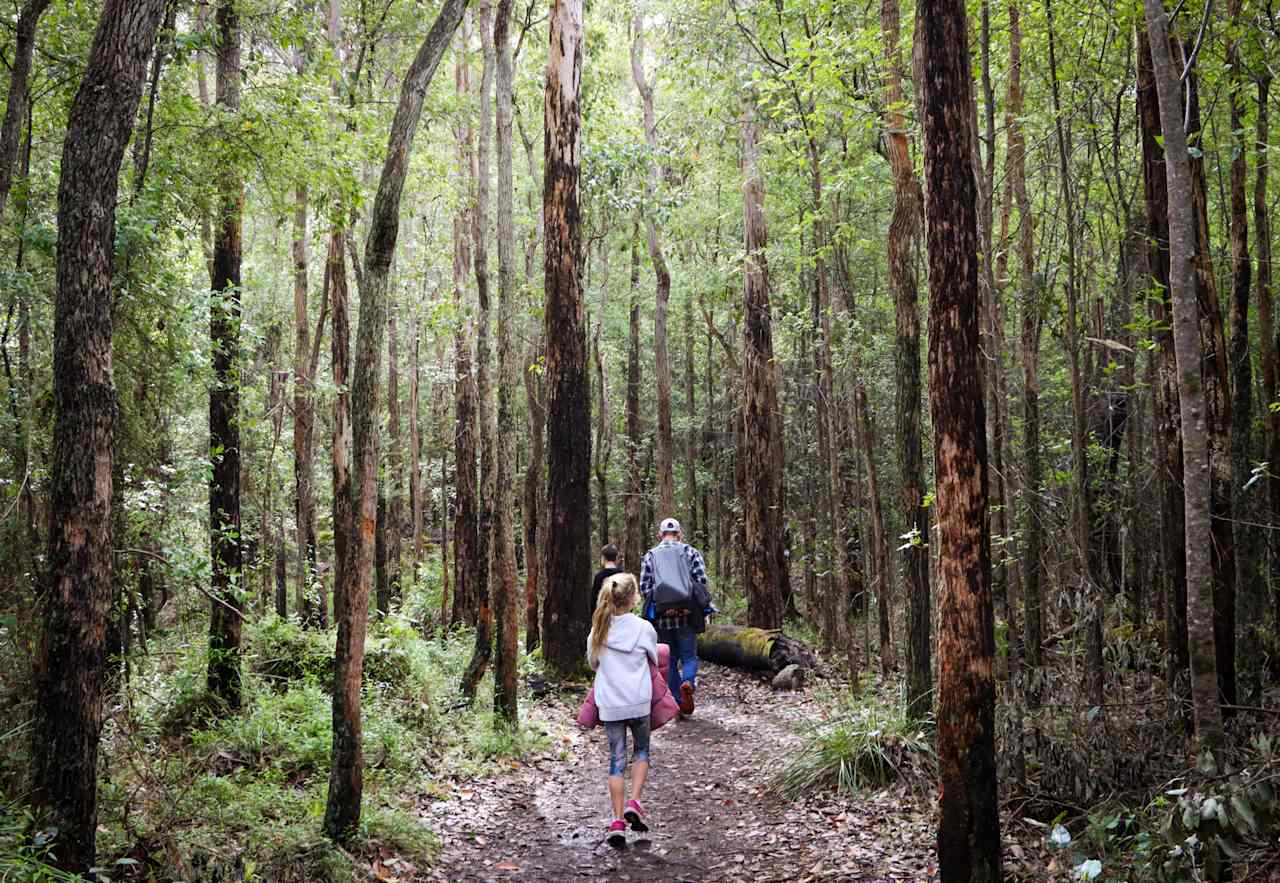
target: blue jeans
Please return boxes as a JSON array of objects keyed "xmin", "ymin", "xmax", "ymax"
[{"xmin": 658, "ymin": 628, "xmax": 698, "ymax": 699}]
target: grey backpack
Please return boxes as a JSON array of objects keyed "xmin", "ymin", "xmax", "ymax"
[{"xmin": 650, "ymin": 543, "xmax": 694, "ymax": 611}]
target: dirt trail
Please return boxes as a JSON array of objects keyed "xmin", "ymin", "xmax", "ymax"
[{"xmin": 423, "ymin": 663, "xmax": 939, "ymax": 882}]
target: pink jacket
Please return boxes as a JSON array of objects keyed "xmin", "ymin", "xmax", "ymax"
[{"xmin": 577, "ymin": 643, "xmax": 680, "ymax": 730}]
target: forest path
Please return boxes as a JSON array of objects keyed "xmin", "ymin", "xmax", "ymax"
[{"xmin": 421, "ymin": 663, "xmax": 939, "ymax": 882}]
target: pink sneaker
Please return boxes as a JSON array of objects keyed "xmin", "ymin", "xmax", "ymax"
[
  {"xmin": 606, "ymin": 818, "xmax": 627, "ymax": 846},
  {"xmin": 624, "ymin": 798, "xmax": 648, "ymax": 832}
]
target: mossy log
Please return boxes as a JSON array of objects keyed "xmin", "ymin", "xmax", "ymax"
[{"xmin": 696, "ymin": 623, "xmax": 819, "ymax": 673}]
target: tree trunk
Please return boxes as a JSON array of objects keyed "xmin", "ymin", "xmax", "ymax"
[
  {"xmin": 1185, "ymin": 53, "xmax": 1237, "ymax": 713},
  {"xmin": 1141, "ymin": 0, "xmax": 1224, "ymax": 753},
  {"xmin": 32, "ymin": 0, "xmax": 165, "ymax": 871},
  {"xmin": 679, "ymin": 297, "xmax": 698, "ymax": 545},
  {"xmin": 1226, "ymin": 0, "xmax": 1259, "ymax": 704},
  {"xmin": 631, "ymin": 16, "xmax": 675, "ymax": 518},
  {"xmin": 208, "ymin": 0, "xmax": 245, "ymax": 710},
  {"xmin": 523, "ymin": 338, "xmax": 545, "ymax": 651},
  {"xmin": 0, "ymin": 0, "xmax": 51, "ymax": 227},
  {"xmin": 1045, "ymin": 0, "xmax": 1103, "ymax": 710},
  {"xmin": 262, "ymin": 324, "xmax": 285, "ymax": 610},
  {"xmin": 324, "ymin": 0, "xmax": 465, "ymax": 840},
  {"xmin": 541, "ymin": 0, "xmax": 591, "ymax": 677},
  {"xmin": 1137, "ymin": 28, "xmax": 1188, "ymax": 694},
  {"xmin": 625, "ymin": 223, "xmax": 645, "ymax": 571},
  {"xmin": 918, "ymin": 0, "xmax": 1001, "ymax": 877},
  {"xmin": 855, "ymin": 381, "xmax": 892, "ymax": 673},
  {"xmin": 328, "ymin": 231, "xmax": 349, "ymax": 632},
  {"xmin": 386, "ymin": 284, "xmax": 404, "ymax": 608},
  {"xmin": 1008, "ymin": 3, "xmax": 1044, "ymax": 698},
  {"xmin": 592, "ymin": 262, "xmax": 612, "ymax": 548},
  {"xmin": 462, "ymin": 0, "xmax": 498, "ymax": 701},
  {"xmin": 740, "ymin": 94, "xmax": 785, "ymax": 630},
  {"xmin": 293, "ymin": 182, "xmax": 319, "ymax": 625},
  {"xmin": 451, "ymin": 23, "xmax": 480, "ymax": 629},
  {"xmin": 1257, "ymin": 75, "xmax": 1277, "ymax": 637},
  {"xmin": 411, "ymin": 318, "xmax": 423, "ymax": 575},
  {"xmin": 882, "ymin": 0, "xmax": 931, "ymax": 720},
  {"xmin": 492, "ymin": 0, "xmax": 519, "ymax": 721}
]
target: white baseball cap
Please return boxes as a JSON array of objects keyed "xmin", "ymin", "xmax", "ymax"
[{"xmin": 659, "ymin": 517, "xmax": 681, "ymax": 534}]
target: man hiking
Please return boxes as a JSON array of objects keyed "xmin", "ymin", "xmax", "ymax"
[{"xmin": 639, "ymin": 518, "xmax": 714, "ymax": 716}]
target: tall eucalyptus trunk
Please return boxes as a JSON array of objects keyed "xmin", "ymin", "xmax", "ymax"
[
  {"xmin": 918, "ymin": 0, "xmax": 1001, "ymax": 875},
  {"xmin": 540, "ymin": 0, "xmax": 591, "ymax": 676},
  {"xmin": 32, "ymin": 0, "xmax": 165, "ymax": 870}
]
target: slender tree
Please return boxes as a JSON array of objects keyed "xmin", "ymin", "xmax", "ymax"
[
  {"xmin": 631, "ymin": 13, "xmax": 675, "ymax": 518},
  {"xmin": 1137, "ymin": 28, "xmax": 1188, "ymax": 693},
  {"xmin": 918, "ymin": 0, "xmax": 1001, "ymax": 877},
  {"xmin": 462, "ymin": 0, "xmax": 498, "ymax": 700},
  {"xmin": 492, "ymin": 0, "xmax": 519, "ymax": 721},
  {"xmin": 324, "ymin": 0, "xmax": 466, "ymax": 840},
  {"xmin": 1142, "ymin": 0, "xmax": 1223, "ymax": 753},
  {"xmin": 0, "ymin": 0, "xmax": 51, "ymax": 227},
  {"xmin": 207, "ymin": 0, "xmax": 245, "ymax": 709},
  {"xmin": 31, "ymin": 0, "xmax": 166, "ymax": 870},
  {"xmin": 541, "ymin": 0, "xmax": 591, "ymax": 676},
  {"xmin": 451, "ymin": 21, "xmax": 480, "ymax": 629},
  {"xmin": 1008, "ymin": 2, "xmax": 1044, "ymax": 697},
  {"xmin": 1257, "ymin": 73, "xmax": 1277, "ymax": 634},
  {"xmin": 881, "ymin": 0, "xmax": 930, "ymax": 719},
  {"xmin": 624, "ymin": 222, "xmax": 645, "ymax": 571}
]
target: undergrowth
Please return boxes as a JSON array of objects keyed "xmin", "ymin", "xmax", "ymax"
[
  {"xmin": 1, "ymin": 590, "xmax": 554, "ymax": 883},
  {"xmin": 772, "ymin": 684, "xmax": 934, "ymax": 798}
]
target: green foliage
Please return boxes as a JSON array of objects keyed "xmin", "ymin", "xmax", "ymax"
[
  {"xmin": 772, "ymin": 687, "xmax": 934, "ymax": 797},
  {"xmin": 0, "ymin": 799, "xmax": 82, "ymax": 882}
]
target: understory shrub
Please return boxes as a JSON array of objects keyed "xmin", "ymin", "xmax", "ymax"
[{"xmin": 772, "ymin": 686, "xmax": 934, "ymax": 797}]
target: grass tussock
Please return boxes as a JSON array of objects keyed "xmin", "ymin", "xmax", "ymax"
[{"xmin": 772, "ymin": 687, "xmax": 934, "ymax": 798}]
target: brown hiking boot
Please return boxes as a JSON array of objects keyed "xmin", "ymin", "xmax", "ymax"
[{"xmin": 679, "ymin": 682, "xmax": 695, "ymax": 716}]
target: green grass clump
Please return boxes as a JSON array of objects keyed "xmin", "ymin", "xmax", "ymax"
[{"xmin": 773, "ymin": 690, "xmax": 934, "ymax": 797}]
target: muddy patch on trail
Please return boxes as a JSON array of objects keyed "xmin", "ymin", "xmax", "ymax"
[{"xmin": 421, "ymin": 663, "xmax": 940, "ymax": 882}]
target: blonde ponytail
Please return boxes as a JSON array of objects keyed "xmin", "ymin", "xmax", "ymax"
[{"xmin": 588, "ymin": 572, "xmax": 639, "ymax": 664}]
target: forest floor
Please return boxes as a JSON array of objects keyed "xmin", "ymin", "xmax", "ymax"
[{"xmin": 417, "ymin": 662, "xmax": 943, "ymax": 883}]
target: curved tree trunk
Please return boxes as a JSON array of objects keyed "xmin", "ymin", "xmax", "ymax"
[
  {"xmin": 540, "ymin": 0, "xmax": 591, "ymax": 677},
  {"xmin": 324, "ymin": 0, "xmax": 466, "ymax": 840},
  {"xmin": 207, "ymin": 0, "xmax": 245, "ymax": 710},
  {"xmin": 0, "ymin": 0, "xmax": 51, "ymax": 227},
  {"xmin": 32, "ymin": 0, "xmax": 165, "ymax": 871},
  {"xmin": 630, "ymin": 16, "xmax": 675, "ymax": 519},
  {"xmin": 918, "ymin": 0, "xmax": 1001, "ymax": 876}
]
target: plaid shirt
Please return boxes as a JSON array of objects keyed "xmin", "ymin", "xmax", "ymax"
[{"xmin": 640, "ymin": 540, "xmax": 710, "ymax": 631}]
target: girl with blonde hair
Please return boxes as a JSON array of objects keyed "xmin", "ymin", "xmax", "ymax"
[{"xmin": 587, "ymin": 572, "xmax": 658, "ymax": 846}]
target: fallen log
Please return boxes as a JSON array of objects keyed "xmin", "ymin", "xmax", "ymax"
[{"xmin": 695, "ymin": 623, "xmax": 820, "ymax": 673}]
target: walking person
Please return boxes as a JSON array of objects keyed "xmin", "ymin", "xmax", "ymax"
[
  {"xmin": 589, "ymin": 543, "xmax": 624, "ymax": 625},
  {"xmin": 640, "ymin": 518, "xmax": 714, "ymax": 716},
  {"xmin": 587, "ymin": 573, "xmax": 657, "ymax": 846}
]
